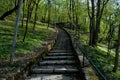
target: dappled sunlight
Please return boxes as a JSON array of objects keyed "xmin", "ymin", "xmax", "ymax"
[
  {"xmin": 0, "ymin": 0, "xmax": 120, "ymax": 79},
  {"xmin": 0, "ymin": 20, "xmax": 54, "ymax": 60}
]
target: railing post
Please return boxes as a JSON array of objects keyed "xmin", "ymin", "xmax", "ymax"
[{"xmin": 83, "ymin": 52, "xmax": 85, "ymax": 67}]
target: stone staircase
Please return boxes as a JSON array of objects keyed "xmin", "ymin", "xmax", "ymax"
[{"xmin": 26, "ymin": 29, "xmax": 82, "ymax": 80}]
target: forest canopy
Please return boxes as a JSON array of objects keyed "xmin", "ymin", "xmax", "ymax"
[{"xmin": 0, "ymin": 0, "xmax": 120, "ymax": 79}]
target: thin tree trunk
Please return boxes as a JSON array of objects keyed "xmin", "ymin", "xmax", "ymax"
[
  {"xmin": 10, "ymin": 0, "xmax": 23, "ymax": 64},
  {"xmin": 42, "ymin": 5, "xmax": 47, "ymax": 22},
  {"xmin": 21, "ymin": 0, "xmax": 25, "ymax": 27},
  {"xmin": 69, "ymin": 0, "xmax": 72, "ymax": 29},
  {"xmin": 33, "ymin": 0, "xmax": 40, "ymax": 32},
  {"xmin": 23, "ymin": 1, "xmax": 32, "ymax": 42},
  {"xmin": 29, "ymin": 3, "xmax": 35, "ymax": 20},
  {"xmin": 47, "ymin": 0, "xmax": 51, "ymax": 28},
  {"xmin": 33, "ymin": 4, "xmax": 38, "ymax": 32}
]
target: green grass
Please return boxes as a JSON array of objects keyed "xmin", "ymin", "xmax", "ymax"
[
  {"xmin": 83, "ymin": 42, "xmax": 120, "ymax": 79},
  {"xmin": 0, "ymin": 20, "xmax": 54, "ymax": 60},
  {"xmin": 65, "ymin": 28, "xmax": 120, "ymax": 80},
  {"xmin": 97, "ymin": 44, "xmax": 115, "ymax": 57}
]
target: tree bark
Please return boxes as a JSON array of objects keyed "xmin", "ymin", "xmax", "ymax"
[
  {"xmin": 95, "ymin": 0, "xmax": 101, "ymax": 44},
  {"xmin": 23, "ymin": 0, "xmax": 32, "ymax": 42},
  {"xmin": 21, "ymin": 0, "xmax": 25, "ymax": 27},
  {"xmin": 69, "ymin": 0, "xmax": 72, "ymax": 29},
  {"xmin": 113, "ymin": 24, "xmax": 120, "ymax": 72},
  {"xmin": 90, "ymin": 0, "xmax": 96, "ymax": 46},
  {"xmin": 33, "ymin": 0, "xmax": 40, "ymax": 32},
  {"xmin": 10, "ymin": 0, "xmax": 23, "ymax": 64},
  {"xmin": 47, "ymin": 0, "xmax": 51, "ymax": 28}
]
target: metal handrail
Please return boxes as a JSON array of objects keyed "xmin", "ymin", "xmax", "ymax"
[
  {"xmin": 78, "ymin": 43, "xmax": 107, "ymax": 80},
  {"xmin": 64, "ymin": 28, "xmax": 107, "ymax": 80}
]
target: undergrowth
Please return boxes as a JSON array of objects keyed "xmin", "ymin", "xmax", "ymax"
[
  {"xmin": 0, "ymin": 20, "xmax": 53, "ymax": 60},
  {"xmin": 65, "ymin": 28, "xmax": 120, "ymax": 80}
]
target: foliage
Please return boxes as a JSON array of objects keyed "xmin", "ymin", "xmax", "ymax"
[
  {"xmin": 0, "ymin": 20, "xmax": 53, "ymax": 60},
  {"xmin": 0, "ymin": 0, "xmax": 120, "ymax": 79}
]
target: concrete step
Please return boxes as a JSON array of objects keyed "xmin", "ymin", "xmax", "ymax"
[
  {"xmin": 30, "ymin": 66, "xmax": 79, "ymax": 74},
  {"xmin": 32, "ymin": 65, "xmax": 77, "ymax": 69},
  {"xmin": 25, "ymin": 29, "xmax": 82, "ymax": 80},
  {"xmin": 47, "ymin": 53, "xmax": 73, "ymax": 56},
  {"xmin": 43, "ymin": 56, "xmax": 74, "ymax": 60},
  {"xmin": 39, "ymin": 60, "xmax": 75, "ymax": 66},
  {"xmin": 52, "ymin": 47, "xmax": 73, "ymax": 50},
  {"xmin": 50, "ymin": 50, "xmax": 73, "ymax": 53},
  {"xmin": 26, "ymin": 74, "xmax": 79, "ymax": 80}
]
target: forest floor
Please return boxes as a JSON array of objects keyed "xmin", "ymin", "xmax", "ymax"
[
  {"xmin": 66, "ymin": 28, "xmax": 120, "ymax": 80},
  {"xmin": 0, "ymin": 20, "xmax": 57, "ymax": 79}
]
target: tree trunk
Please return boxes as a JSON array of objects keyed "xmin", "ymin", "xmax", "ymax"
[
  {"xmin": 87, "ymin": 0, "xmax": 96, "ymax": 46},
  {"xmin": 89, "ymin": 18, "xmax": 94, "ymax": 45},
  {"xmin": 23, "ymin": 1, "xmax": 32, "ymax": 42},
  {"xmin": 113, "ymin": 24, "xmax": 120, "ymax": 72},
  {"xmin": 95, "ymin": 0, "xmax": 101, "ymax": 45},
  {"xmin": 87, "ymin": 0, "xmax": 109, "ymax": 46},
  {"xmin": 21, "ymin": 0, "xmax": 25, "ymax": 27},
  {"xmin": 90, "ymin": 0, "xmax": 96, "ymax": 46},
  {"xmin": 10, "ymin": 0, "xmax": 23, "ymax": 64},
  {"xmin": 47, "ymin": 0, "xmax": 51, "ymax": 28},
  {"xmin": 29, "ymin": 3, "xmax": 35, "ymax": 20},
  {"xmin": 42, "ymin": 5, "xmax": 47, "ymax": 22},
  {"xmin": 33, "ymin": 0, "xmax": 40, "ymax": 32},
  {"xmin": 69, "ymin": 0, "xmax": 72, "ymax": 29},
  {"xmin": 33, "ymin": 4, "xmax": 38, "ymax": 32}
]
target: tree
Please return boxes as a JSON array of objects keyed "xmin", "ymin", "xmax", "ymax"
[
  {"xmin": 23, "ymin": 0, "xmax": 35, "ymax": 42},
  {"xmin": 10, "ymin": 0, "xmax": 23, "ymax": 64},
  {"xmin": 33, "ymin": 0, "xmax": 41, "ymax": 32},
  {"xmin": 87, "ymin": 0, "xmax": 96, "ymax": 46},
  {"xmin": 47, "ymin": 0, "xmax": 51, "ymax": 28},
  {"xmin": 112, "ymin": 5, "xmax": 120, "ymax": 72},
  {"xmin": 87, "ymin": 0, "xmax": 109, "ymax": 46},
  {"xmin": 113, "ymin": 24, "xmax": 120, "ymax": 72},
  {"xmin": 21, "ymin": 0, "xmax": 25, "ymax": 27},
  {"xmin": 95, "ymin": 0, "xmax": 109, "ymax": 45}
]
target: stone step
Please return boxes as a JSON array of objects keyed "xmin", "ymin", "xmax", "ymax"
[
  {"xmin": 50, "ymin": 50, "xmax": 73, "ymax": 53},
  {"xmin": 43, "ymin": 56, "xmax": 74, "ymax": 60},
  {"xmin": 39, "ymin": 60, "xmax": 74, "ymax": 63},
  {"xmin": 26, "ymin": 74, "xmax": 78, "ymax": 80},
  {"xmin": 30, "ymin": 66, "xmax": 79, "ymax": 74},
  {"xmin": 52, "ymin": 48, "xmax": 73, "ymax": 50},
  {"xmin": 33, "ymin": 65, "xmax": 77, "ymax": 69},
  {"xmin": 47, "ymin": 53, "xmax": 73, "ymax": 56},
  {"xmin": 39, "ymin": 60, "xmax": 75, "ymax": 66}
]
